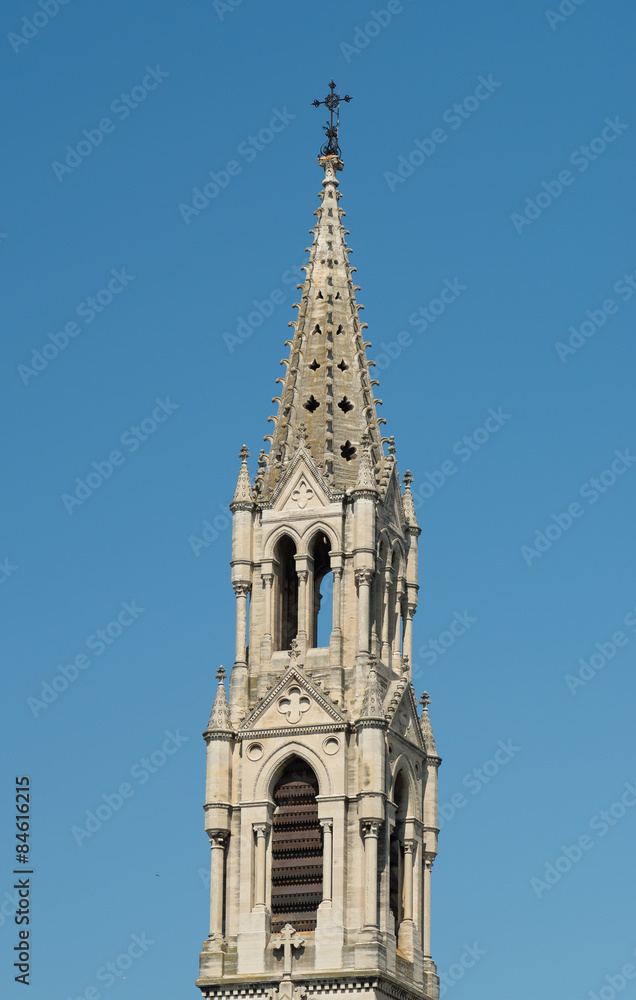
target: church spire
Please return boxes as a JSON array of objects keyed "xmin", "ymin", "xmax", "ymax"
[
  {"xmin": 260, "ymin": 136, "xmax": 388, "ymax": 497},
  {"xmin": 206, "ymin": 666, "xmax": 232, "ymax": 734}
]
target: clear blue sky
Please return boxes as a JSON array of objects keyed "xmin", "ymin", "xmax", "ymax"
[{"xmin": 1, "ymin": 2, "xmax": 635, "ymax": 999}]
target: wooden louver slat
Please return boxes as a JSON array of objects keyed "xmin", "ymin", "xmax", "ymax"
[{"xmin": 271, "ymin": 761, "xmax": 322, "ymax": 933}]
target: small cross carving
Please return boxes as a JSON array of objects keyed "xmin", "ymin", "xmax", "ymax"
[
  {"xmin": 403, "ymin": 469, "xmax": 414, "ymax": 489},
  {"xmin": 420, "ymin": 691, "xmax": 431, "ymax": 711},
  {"xmin": 287, "ymin": 637, "xmax": 300, "ymax": 665},
  {"xmin": 277, "ymin": 685, "xmax": 311, "ymax": 725},
  {"xmin": 272, "ymin": 923, "xmax": 304, "ymax": 978},
  {"xmin": 216, "ymin": 665, "xmax": 226, "ymax": 682},
  {"xmin": 238, "ymin": 444, "xmax": 250, "ymax": 461}
]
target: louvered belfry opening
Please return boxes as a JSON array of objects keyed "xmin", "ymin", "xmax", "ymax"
[{"xmin": 271, "ymin": 758, "xmax": 322, "ymax": 933}]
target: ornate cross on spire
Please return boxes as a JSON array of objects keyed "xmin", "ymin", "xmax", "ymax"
[
  {"xmin": 272, "ymin": 922, "xmax": 304, "ymax": 978},
  {"xmin": 420, "ymin": 691, "xmax": 431, "ymax": 711},
  {"xmin": 216, "ymin": 665, "xmax": 227, "ymax": 682},
  {"xmin": 311, "ymin": 79, "xmax": 353, "ymax": 157}
]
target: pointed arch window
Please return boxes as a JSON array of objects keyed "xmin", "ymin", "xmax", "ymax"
[
  {"xmin": 309, "ymin": 533, "xmax": 332, "ymax": 648},
  {"xmin": 271, "ymin": 758, "xmax": 322, "ymax": 932},
  {"xmin": 390, "ymin": 770, "xmax": 408, "ymax": 932},
  {"xmin": 273, "ymin": 536, "xmax": 298, "ymax": 651}
]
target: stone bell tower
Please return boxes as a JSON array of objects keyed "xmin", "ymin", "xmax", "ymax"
[{"xmin": 197, "ymin": 83, "xmax": 441, "ymax": 1000}]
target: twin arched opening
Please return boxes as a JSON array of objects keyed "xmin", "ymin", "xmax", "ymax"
[{"xmin": 272, "ymin": 531, "xmax": 333, "ymax": 651}]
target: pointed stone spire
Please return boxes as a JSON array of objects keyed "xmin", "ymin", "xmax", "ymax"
[
  {"xmin": 419, "ymin": 691, "xmax": 437, "ymax": 755},
  {"xmin": 360, "ymin": 658, "xmax": 384, "ymax": 720},
  {"xmin": 353, "ymin": 432, "xmax": 378, "ymax": 494},
  {"xmin": 231, "ymin": 445, "xmax": 253, "ymax": 507},
  {"xmin": 207, "ymin": 666, "xmax": 233, "ymax": 734},
  {"xmin": 402, "ymin": 470, "xmax": 419, "ymax": 527},
  {"xmin": 260, "ymin": 153, "xmax": 390, "ymax": 497}
]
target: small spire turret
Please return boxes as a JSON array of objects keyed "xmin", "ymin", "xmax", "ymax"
[
  {"xmin": 419, "ymin": 691, "xmax": 437, "ymax": 755},
  {"xmin": 207, "ymin": 666, "xmax": 232, "ymax": 734},
  {"xmin": 231, "ymin": 445, "xmax": 253, "ymax": 506}
]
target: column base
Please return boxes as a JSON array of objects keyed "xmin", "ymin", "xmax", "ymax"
[
  {"xmin": 423, "ymin": 957, "xmax": 440, "ymax": 1000},
  {"xmin": 199, "ymin": 937, "xmax": 227, "ymax": 978},
  {"xmin": 397, "ymin": 918, "xmax": 416, "ymax": 961},
  {"xmin": 315, "ymin": 901, "xmax": 344, "ymax": 970},
  {"xmin": 237, "ymin": 909, "xmax": 270, "ymax": 974}
]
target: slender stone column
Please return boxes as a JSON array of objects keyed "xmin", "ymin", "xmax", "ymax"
[
  {"xmin": 208, "ymin": 831, "xmax": 228, "ymax": 939},
  {"xmin": 393, "ymin": 587, "xmax": 404, "ymax": 656},
  {"xmin": 423, "ymin": 853, "xmax": 434, "ymax": 957},
  {"xmin": 233, "ymin": 583, "xmax": 250, "ymax": 665},
  {"xmin": 296, "ymin": 566, "xmax": 309, "ymax": 646},
  {"xmin": 356, "ymin": 570, "xmax": 373, "ymax": 655},
  {"xmin": 381, "ymin": 566, "xmax": 392, "ymax": 663},
  {"xmin": 404, "ymin": 604, "xmax": 416, "ymax": 671},
  {"xmin": 402, "ymin": 840, "xmax": 415, "ymax": 922},
  {"xmin": 253, "ymin": 824, "xmax": 269, "ymax": 910},
  {"xmin": 361, "ymin": 821, "xmax": 380, "ymax": 926},
  {"xmin": 320, "ymin": 819, "xmax": 333, "ymax": 903},
  {"xmin": 331, "ymin": 567, "xmax": 342, "ymax": 637}
]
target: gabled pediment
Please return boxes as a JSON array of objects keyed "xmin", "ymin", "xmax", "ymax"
[
  {"xmin": 239, "ymin": 664, "xmax": 347, "ymax": 734},
  {"xmin": 271, "ymin": 446, "xmax": 333, "ymax": 512},
  {"xmin": 385, "ymin": 678, "xmax": 425, "ymax": 750}
]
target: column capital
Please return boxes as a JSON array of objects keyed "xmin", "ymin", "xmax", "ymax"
[
  {"xmin": 424, "ymin": 853, "xmax": 435, "ymax": 870},
  {"xmin": 232, "ymin": 581, "xmax": 251, "ymax": 598},
  {"xmin": 253, "ymin": 822, "xmax": 269, "ymax": 837},
  {"xmin": 361, "ymin": 819, "xmax": 381, "ymax": 839},
  {"xmin": 355, "ymin": 568, "xmax": 374, "ymax": 588},
  {"xmin": 403, "ymin": 839, "xmax": 416, "ymax": 856},
  {"xmin": 208, "ymin": 830, "xmax": 229, "ymax": 849},
  {"xmin": 319, "ymin": 818, "xmax": 333, "ymax": 832}
]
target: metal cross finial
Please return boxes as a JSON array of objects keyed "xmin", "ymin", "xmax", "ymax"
[
  {"xmin": 216, "ymin": 665, "xmax": 227, "ymax": 682},
  {"xmin": 420, "ymin": 691, "xmax": 431, "ymax": 711},
  {"xmin": 311, "ymin": 79, "xmax": 353, "ymax": 157},
  {"xmin": 272, "ymin": 922, "xmax": 304, "ymax": 978}
]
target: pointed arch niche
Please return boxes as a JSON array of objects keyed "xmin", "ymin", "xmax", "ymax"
[
  {"xmin": 273, "ymin": 535, "xmax": 298, "ymax": 651},
  {"xmin": 270, "ymin": 756, "xmax": 323, "ymax": 932},
  {"xmin": 309, "ymin": 532, "xmax": 332, "ymax": 648}
]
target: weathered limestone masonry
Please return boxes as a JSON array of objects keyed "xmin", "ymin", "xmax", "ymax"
[{"xmin": 197, "ymin": 147, "xmax": 441, "ymax": 1000}]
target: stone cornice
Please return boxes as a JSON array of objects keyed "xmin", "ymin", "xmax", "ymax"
[
  {"xmin": 198, "ymin": 971, "xmax": 436, "ymax": 1000},
  {"xmin": 237, "ymin": 722, "xmax": 349, "ymax": 741}
]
